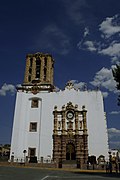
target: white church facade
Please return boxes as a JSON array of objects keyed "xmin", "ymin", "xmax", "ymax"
[{"xmin": 10, "ymin": 52, "xmax": 109, "ymax": 167}]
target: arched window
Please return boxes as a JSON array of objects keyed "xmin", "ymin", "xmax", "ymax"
[
  {"xmin": 44, "ymin": 57, "xmax": 47, "ymax": 81},
  {"xmin": 30, "ymin": 58, "xmax": 33, "ymax": 67},
  {"xmin": 28, "ymin": 75, "xmax": 31, "ymax": 82},
  {"xmin": 36, "ymin": 58, "xmax": 41, "ymax": 79}
]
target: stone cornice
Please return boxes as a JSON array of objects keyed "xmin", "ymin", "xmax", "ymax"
[
  {"xmin": 17, "ymin": 84, "xmax": 55, "ymax": 93},
  {"xmin": 26, "ymin": 52, "xmax": 54, "ymax": 61}
]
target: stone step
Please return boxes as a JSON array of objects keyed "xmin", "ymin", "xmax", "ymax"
[
  {"xmin": 62, "ymin": 163, "xmax": 77, "ymax": 169},
  {"xmin": 62, "ymin": 160, "xmax": 76, "ymax": 164}
]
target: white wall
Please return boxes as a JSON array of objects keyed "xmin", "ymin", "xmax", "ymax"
[{"xmin": 10, "ymin": 88, "xmax": 109, "ymax": 161}]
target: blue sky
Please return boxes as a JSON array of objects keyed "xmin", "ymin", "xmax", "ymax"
[{"xmin": 0, "ymin": 0, "xmax": 120, "ymax": 149}]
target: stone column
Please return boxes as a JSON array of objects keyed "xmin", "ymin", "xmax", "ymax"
[
  {"xmin": 61, "ymin": 137, "xmax": 66, "ymax": 161},
  {"xmin": 53, "ymin": 106, "xmax": 58, "ymax": 135},
  {"xmin": 31, "ymin": 57, "xmax": 36, "ymax": 81},
  {"xmin": 53, "ymin": 136, "xmax": 58, "ymax": 161},
  {"xmin": 83, "ymin": 135, "xmax": 88, "ymax": 164},
  {"xmin": 40, "ymin": 57, "xmax": 44, "ymax": 82},
  {"xmin": 75, "ymin": 111, "xmax": 79, "ymax": 135},
  {"xmin": 50, "ymin": 58, "xmax": 54, "ymax": 85},
  {"xmin": 46, "ymin": 56, "xmax": 54, "ymax": 85},
  {"xmin": 75, "ymin": 136, "xmax": 81, "ymax": 159},
  {"xmin": 61, "ymin": 105, "xmax": 66, "ymax": 135},
  {"xmin": 24, "ymin": 57, "xmax": 30, "ymax": 83},
  {"xmin": 46, "ymin": 57, "xmax": 50, "ymax": 83},
  {"xmin": 82, "ymin": 106, "xmax": 88, "ymax": 166},
  {"xmin": 80, "ymin": 149, "xmax": 84, "ymax": 169},
  {"xmin": 51, "ymin": 62, "xmax": 54, "ymax": 85},
  {"xmin": 82, "ymin": 106, "xmax": 87, "ymax": 135}
]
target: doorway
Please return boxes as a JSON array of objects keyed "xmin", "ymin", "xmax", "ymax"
[{"xmin": 66, "ymin": 143, "xmax": 76, "ymax": 160}]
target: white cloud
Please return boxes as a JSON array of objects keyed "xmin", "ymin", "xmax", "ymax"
[
  {"xmin": 108, "ymin": 128, "xmax": 120, "ymax": 149},
  {"xmin": 108, "ymin": 128, "xmax": 120, "ymax": 134},
  {"xmin": 83, "ymin": 41, "xmax": 97, "ymax": 52},
  {"xmin": 102, "ymin": 92, "xmax": 109, "ymax": 98},
  {"xmin": 69, "ymin": 80, "xmax": 87, "ymax": 90},
  {"xmin": 54, "ymin": 86, "xmax": 60, "ymax": 92},
  {"xmin": 90, "ymin": 67, "xmax": 117, "ymax": 93},
  {"xmin": 108, "ymin": 128, "xmax": 120, "ymax": 138},
  {"xmin": 99, "ymin": 42, "xmax": 120, "ymax": 62},
  {"xmin": 109, "ymin": 111, "xmax": 120, "ymax": 115},
  {"xmin": 100, "ymin": 42, "xmax": 120, "ymax": 56},
  {"xmin": 35, "ymin": 24, "xmax": 71, "ymax": 55},
  {"xmin": 16, "ymin": 84, "xmax": 22, "ymax": 88},
  {"xmin": 0, "ymin": 83, "xmax": 16, "ymax": 96},
  {"xmin": 99, "ymin": 14, "xmax": 120, "ymax": 38},
  {"xmin": 74, "ymin": 82, "xmax": 87, "ymax": 90},
  {"xmin": 77, "ymin": 40, "xmax": 99, "ymax": 52},
  {"xmin": 63, "ymin": 0, "xmax": 88, "ymax": 25},
  {"xmin": 77, "ymin": 14, "xmax": 120, "ymax": 63},
  {"xmin": 90, "ymin": 68, "xmax": 115, "ymax": 98},
  {"xmin": 83, "ymin": 27, "xmax": 89, "ymax": 37},
  {"xmin": 109, "ymin": 141, "xmax": 120, "ymax": 149}
]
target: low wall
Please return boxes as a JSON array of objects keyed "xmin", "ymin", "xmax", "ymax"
[{"xmin": 0, "ymin": 161, "xmax": 57, "ymax": 168}]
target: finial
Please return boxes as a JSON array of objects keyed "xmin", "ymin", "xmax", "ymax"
[{"xmin": 65, "ymin": 80, "xmax": 74, "ymax": 90}]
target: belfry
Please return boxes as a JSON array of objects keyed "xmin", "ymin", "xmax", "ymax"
[
  {"xmin": 10, "ymin": 52, "xmax": 109, "ymax": 168},
  {"xmin": 23, "ymin": 53, "xmax": 54, "ymax": 91}
]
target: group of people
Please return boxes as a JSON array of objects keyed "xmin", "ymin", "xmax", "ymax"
[{"xmin": 106, "ymin": 162, "xmax": 120, "ymax": 173}]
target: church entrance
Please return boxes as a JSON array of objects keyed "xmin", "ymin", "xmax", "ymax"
[
  {"xmin": 66, "ymin": 143, "xmax": 76, "ymax": 160},
  {"xmin": 53, "ymin": 102, "xmax": 88, "ymax": 168}
]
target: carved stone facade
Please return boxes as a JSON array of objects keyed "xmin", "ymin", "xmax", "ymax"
[
  {"xmin": 10, "ymin": 52, "xmax": 109, "ymax": 166},
  {"xmin": 22, "ymin": 52, "xmax": 54, "ymax": 92},
  {"xmin": 53, "ymin": 102, "xmax": 88, "ymax": 168}
]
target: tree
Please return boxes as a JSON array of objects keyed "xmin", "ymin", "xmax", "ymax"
[{"xmin": 112, "ymin": 64, "xmax": 120, "ymax": 105}]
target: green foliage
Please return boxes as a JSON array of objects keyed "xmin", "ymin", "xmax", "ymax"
[{"xmin": 112, "ymin": 64, "xmax": 120, "ymax": 105}]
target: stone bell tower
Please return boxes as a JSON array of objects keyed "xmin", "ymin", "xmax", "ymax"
[{"xmin": 22, "ymin": 52, "xmax": 54, "ymax": 92}]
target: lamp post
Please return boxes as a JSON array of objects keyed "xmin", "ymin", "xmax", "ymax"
[
  {"xmin": 23, "ymin": 150, "xmax": 27, "ymax": 164},
  {"xmin": 11, "ymin": 152, "xmax": 14, "ymax": 162},
  {"xmin": 108, "ymin": 151, "xmax": 112, "ymax": 173}
]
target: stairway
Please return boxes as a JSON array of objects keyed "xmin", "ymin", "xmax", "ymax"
[{"xmin": 62, "ymin": 160, "xmax": 77, "ymax": 169}]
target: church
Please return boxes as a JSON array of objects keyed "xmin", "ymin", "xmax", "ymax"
[{"xmin": 10, "ymin": 52, "xmax": 109, "ymax": 168}]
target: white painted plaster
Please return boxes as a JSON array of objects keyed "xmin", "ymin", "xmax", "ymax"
[{"xmin": 10, "ymin": 88, "xmax": 109, "ymax": 162}]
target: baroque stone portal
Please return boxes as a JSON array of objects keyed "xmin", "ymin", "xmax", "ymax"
[{"xmin": 53, "ymin": 102, "xmax": 88, "ymax": 168}]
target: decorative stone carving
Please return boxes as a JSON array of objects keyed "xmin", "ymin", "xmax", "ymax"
[
  {"xmin": 53, "ymin": 102, "xmax": 88, "ymax": 168},
  {"xmin": 65, "ymin": 81, "xmax": 74, "ymax": 90}
]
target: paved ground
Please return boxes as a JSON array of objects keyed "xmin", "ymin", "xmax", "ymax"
[{"xmin": 0, "ymin": 166, "xmax": 120, "ymax": 180}]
